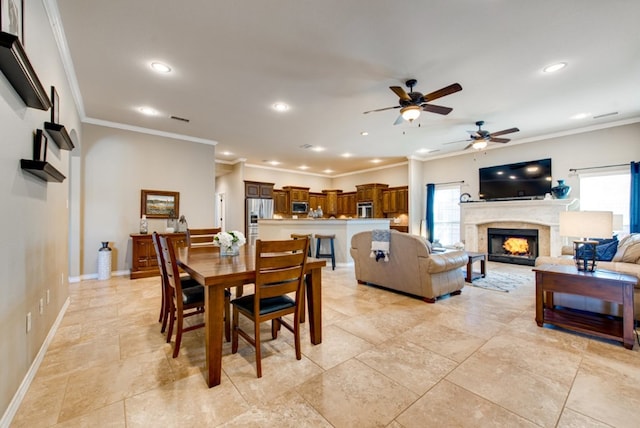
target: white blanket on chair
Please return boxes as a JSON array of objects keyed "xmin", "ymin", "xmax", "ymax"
[{"xmin": 370, "ymin": 229, "xmax": 390, "ymax": 262}]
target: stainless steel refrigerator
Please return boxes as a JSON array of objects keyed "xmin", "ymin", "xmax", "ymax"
[{"xmin": 246, "ymin": 198, "xmax": 274, "ymax": 245}]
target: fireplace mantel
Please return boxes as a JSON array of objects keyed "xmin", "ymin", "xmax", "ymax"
[{"xmin": 461, "ymin": 199, "xmax": 578, "ymax": 257}]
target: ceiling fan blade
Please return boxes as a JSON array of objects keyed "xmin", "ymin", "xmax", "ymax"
[
  {"xmin": 421, "ymin": 104, "xmax": 453, "ymax": 115},
  {"xmin": 489, "ymin": 137, "xmax": 510, "ymax": 144},
  {"xmin": 422, "ymin": 83, "xmax": 462, "ymax": 102},
  {"xmin": 463, "ymin": 143, "xmax": 474, "ymax": 150},
  {"xmin": 363, "ymin": 105, "xmax": 401, "ymax": 114},
  {"xmin": 489, "ymin": 127, "xmax": 520, "ymax": 137},
  {"xmin": 390, "ymin": 86, "xmax": 411, "ymax": 101},
  {"xmin": 444, "ymin": 138, "xmax": 471, "ymax": 145},
  {"xmin": 393, "ymin": 115, "xmax": 405, "ymax": 126}
]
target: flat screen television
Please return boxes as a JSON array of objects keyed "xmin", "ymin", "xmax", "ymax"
[{"xmin": 479, "ymin": 158, "xmax": 552, "ymax": 201}]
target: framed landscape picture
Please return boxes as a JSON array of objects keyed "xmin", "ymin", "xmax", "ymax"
[
  {"xmin": 1, "ymin": 0, "xmax": 24, "ymax": 43},
  {"xmin": 141, "ymin": 189, "xmax": 179, "ymax": 219}
]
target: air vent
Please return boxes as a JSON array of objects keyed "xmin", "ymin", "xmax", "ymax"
[
  {"xmin": 299, "ymin": 144, "xmax": 313, "ymax": 149},
  {"xmin": 170, "ymin": 115, "xmax": 190, "ymax": 123},
  {"xmin": 593, "ymin": 112, "xmax": 618, "ymax": 119}
]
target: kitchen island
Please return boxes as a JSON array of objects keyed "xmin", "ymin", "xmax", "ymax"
[{"xmin": 258, "ymin": 218, "xmax": 390, "ymax": 265}]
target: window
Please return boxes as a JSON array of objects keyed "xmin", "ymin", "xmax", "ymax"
[
  {"xmin": 578, "ymin": 170, "xmax": 630, "ymax": 234},
  {"xmin": 432, "ymin": 184, "xmax": 461, "ymax": 247}
]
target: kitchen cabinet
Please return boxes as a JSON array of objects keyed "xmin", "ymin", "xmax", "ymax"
[
  {"xmin": 322, "ymin": 189, "xmax": 342, "ymax": 216},
  {"xmin": 284, "ymin": 186, "xmax": 309, "ymax": 202},
  {"xmin": 245, "ymin": 181, "xmax": 274, "ymax": 199},
  {"xmin": 273, "ymin": 189, "xmax": 288, "ymax": 214},
  {"xmin": 130, "ymin": 233, "xmax": 187, "ymax": 279},
  {"xmin": 356, "ymin": 183, "xmax": 388, "ymax": 218},
  {"xmin": 338, "ymin": 192, "xmax": 357, "ymax": 216},
  {"xmin": 383, "ymin": 186, "xmax": 409, "ymax": 214},
  {"xmin": 309, "ymin": 193, "xmax": 326, "ymax": 216}
]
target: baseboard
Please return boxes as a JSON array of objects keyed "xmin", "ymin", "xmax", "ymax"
[
  {"xmin": 0, "ymin": 297, "xmax": 70, "ymax": 428},
  {"xmin": 70, "ymin": 269, "xmax": 130, "ymax": 283}
]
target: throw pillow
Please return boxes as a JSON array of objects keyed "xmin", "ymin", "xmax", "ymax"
[
  {"xmin": 576, "ymin": 237, "xmax": 618, "ymax": 261},
  {"xmin": 612, "ymin": 234, "xmax": 640, "ymax": 263}
]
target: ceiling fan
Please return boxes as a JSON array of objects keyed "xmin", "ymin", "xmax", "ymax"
[
  {"xmin": 363, "ymin": 79, "xmax": 462, "ymax": 125},
  {"xmin": 449, "ymin": 121, "xmax": 520, "ymax": 150}
]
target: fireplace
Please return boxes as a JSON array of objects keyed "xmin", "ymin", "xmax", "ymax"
[{"xmin": 488, "ymin": 228, "xmax": 539, "ymax": 266}]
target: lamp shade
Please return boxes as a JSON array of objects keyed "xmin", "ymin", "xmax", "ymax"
[
  {"xmin": 400, "ymin": 105, "xmax": 421, "ymax": 122},
  {"xmin": 559, "ymin": 211, "xmax": 613, "ymax": 239}
]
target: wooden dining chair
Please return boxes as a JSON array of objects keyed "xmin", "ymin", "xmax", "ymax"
[
  {"xmin": 186, "ymin": 227, "xmax": 221, "ymax": 249},
  {"xmin": 231, "ymin": 237, "xmax": 309, "ymax": 378},
  {"xmin": 152, "ymin": 232, "xmax": 202, "ymax": 334},
  {"xmin": 159, "ymin": 235, "xmax": 231, "ymax": 358}
]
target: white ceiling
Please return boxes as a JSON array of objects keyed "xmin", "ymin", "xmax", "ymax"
[{"xmin": 54, "ymin": 0, "xmax": 640, "ymax": 176}]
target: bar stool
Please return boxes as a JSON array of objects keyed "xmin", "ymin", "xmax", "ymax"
[
  {"xmin": 314, "ymin": 234, "xmax": 336, "ymax": 270},
  {"xmin": 290, "ymin": 233, "xmax": 313, "ymax": 257}
]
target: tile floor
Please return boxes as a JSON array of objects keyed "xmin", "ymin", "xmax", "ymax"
[{"xmin": 11, "ymin": 262, "xmax": 640, "ymax": 427}]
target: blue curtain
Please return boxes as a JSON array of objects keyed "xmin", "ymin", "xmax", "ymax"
[
  {"xmin": 631, "ymin": 161, "xmax": 640, "ymax": 233},
  {"xmin": 425, "ymin": 183, "xmax": 435, "ymax": 243}
]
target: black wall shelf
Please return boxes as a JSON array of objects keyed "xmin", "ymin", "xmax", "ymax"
[
  {"xmin": 20, "ymin": 159, "xmax": 66, "ymax": 183},
  {"xmin": 0, "ymin": 32, "xmax": 51, "ymax": 110},
  {"xmin": 44, "ymin": 122, "xmax": 74, "ymax": 150}
]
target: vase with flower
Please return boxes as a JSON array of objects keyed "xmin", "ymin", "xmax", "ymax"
[{"xmin": 214, "ymin": 230, "xmax": 246, "ymax": 256}]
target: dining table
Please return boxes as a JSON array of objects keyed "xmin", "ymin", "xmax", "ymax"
[{"xmin": 176, "ymin": 244, "xmax": 326, "ymax": 387}]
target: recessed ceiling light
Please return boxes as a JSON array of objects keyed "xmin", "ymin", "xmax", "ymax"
[
  {"xmin": 311, "ymin": 146, "xmax": 325, "ymax": 152},
  {"xmin": 139, "ymin": 107, "xmax": 157, "ymax": 116},
  {"xmin": 221, "ymin": 151, "xmax": 233, "ymax": 156},
  {"xmin": 150, "ymin": 62, "xmax": 172, "ymax": 73},
  {"xmin": 341, "ymin": 153, "xmax": 352, "ymax": 158},
  {"xmin": 268, "ymin": 160, "xmax": 280, "ymax": 166},
  {"xmin": 371, "ymin": 159, "xmax": 382, "ymax": 164},
  {"xmin": 360, "ymin": 131, "xmax": 369, "ymax": 136},
  {"xmin": 416, "ymin": 148, "xmax": 433, "ymax": 154},
  {"xmin": 543, "ymin": 62, "xmax": 567, "ymax": 73},
  {"xmin": 323, "ymin": 169, "xmax": 333, "ymax": 174},
  {"xmin": 272, "ymin": 102, "xmax": 289, "ymax": 112},
  {"xmin": 571, "ymin": 112, "xmax": 591, "ymax": 120},
  {"xmin": 298, "ymin": 165, "xmax": 309, "ymax": 170}
]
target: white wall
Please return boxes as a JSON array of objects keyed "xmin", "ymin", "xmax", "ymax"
[
  {"xmin": 81, "ymin": 124, "xmax": 216, "ymax": 275},
  {"xmin": 0, "ymin": 0, "xmax": 81, "ymax": 419}
]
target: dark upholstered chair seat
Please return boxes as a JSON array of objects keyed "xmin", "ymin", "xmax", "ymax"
[{"xmin": 232, "ymin": 295, "xmax": 295, "ymax": 315}]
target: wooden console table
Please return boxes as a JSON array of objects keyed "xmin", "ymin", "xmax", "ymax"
[
  {"xmin": 533, "ymin": 264, "xmax": 636, "ymax": 349},
  {"xmin": 130, "ymin": 233, "xmax": 186, "ymax": 279}
]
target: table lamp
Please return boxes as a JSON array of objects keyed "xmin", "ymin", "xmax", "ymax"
[{"xmin": 559, "ymin": 211, "xmax": 613, "ymax": 272}]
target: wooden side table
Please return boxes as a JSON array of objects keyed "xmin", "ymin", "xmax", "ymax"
[
  {"xmin": 465, "ymin": 252, "xmax": 487, "ymax": 283},
  {"xmin": 533, "ymin": 264, "xmax": 636, "ymax": 349}
]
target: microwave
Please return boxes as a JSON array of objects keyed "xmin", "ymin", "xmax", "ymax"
[{"xmin": 291, "ymin": 201, "xmax": 309, "ymax": 213}]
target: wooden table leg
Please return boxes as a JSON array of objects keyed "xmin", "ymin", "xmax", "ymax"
[
  {"xmin": 466, "ymin": 259, "xmax": 473, "ymax": 283},
  {"xmin": 535, "ymin": 271, "xmax": 544, "ymax": 327},
  {"xmin": 306, "ymin": 266, "xmax": 323, "ymax": 344},
  {"xmin": 622, "ymin": 282, "xmax": 634, "ymax": 350},
  {"xmin": 204, "ymin": 286, "xmax": 225, "ymax": 387}
]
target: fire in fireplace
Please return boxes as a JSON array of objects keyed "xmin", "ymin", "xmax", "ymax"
[{"xmin": 488, "ymin": 228, "xmax": 539, "ymax": 266}]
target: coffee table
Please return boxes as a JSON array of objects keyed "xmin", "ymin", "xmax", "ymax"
[
  {"xmin": 465, "ymin": 252, "xmax": 487, "ymax": 283},
  {"xmin": 533, "ymin": 264, "xmax": 636, "ymax": 349}
]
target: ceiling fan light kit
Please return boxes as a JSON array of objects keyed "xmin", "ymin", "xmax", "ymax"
[
  {"xmin": 400, "ymin": 105, "xmax": 421, "ymax": 122},
  {"xmin": 472, "ymin": 140, "xmax": 488, "ymax": 150}
]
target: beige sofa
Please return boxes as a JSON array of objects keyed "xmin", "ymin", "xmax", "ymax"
[
  {"xmin": 350, "ymin": 230, "xmax": 468, "ymax": 302},
  {"xmin": 535, "ymin": 233, "xmax": 640, "ymax": 320}
]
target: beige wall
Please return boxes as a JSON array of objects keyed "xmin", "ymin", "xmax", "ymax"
[
  {"xmin": 244, "ymin": 165, "xmax": 332, "ymax": 192},
  {"xmin": 416, "ymin": 122, "xmax": 640, "ymax": 241},
  {"xmin": 0, "ymin": 0, "xmax": 81, "ymax": 419},
  {"xmin": 81, "ymin": 124, "xmax": 216, "ymax": 276}
]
